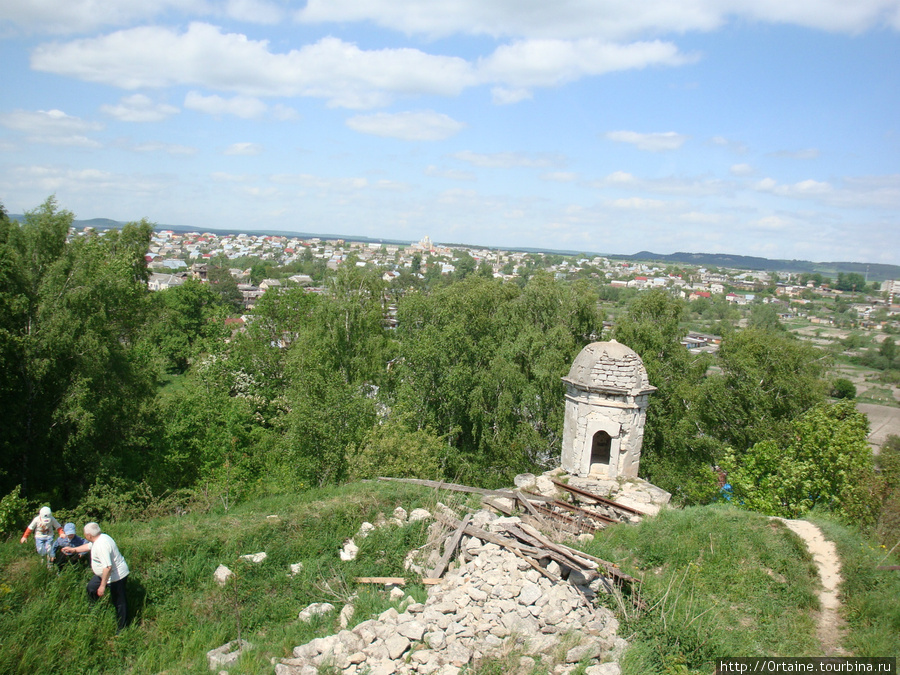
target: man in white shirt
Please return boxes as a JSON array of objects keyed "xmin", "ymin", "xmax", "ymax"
[{"xmin": 63, "ymin": 522, "xmax": 130, "ymax": 631}]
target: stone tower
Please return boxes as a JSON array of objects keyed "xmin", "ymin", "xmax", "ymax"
[{"xmin": 560, "ymin": 340, "xmax": 655, "ymax": 479}]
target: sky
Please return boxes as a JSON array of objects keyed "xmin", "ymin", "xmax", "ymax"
[{"xmin": 1, "ymin": 1, "xmax": 899, "ymax": 264}]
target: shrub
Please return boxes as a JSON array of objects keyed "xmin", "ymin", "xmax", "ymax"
[
  {"xmin": 352, "ymin": 422, "xmax": 444, "ymax": 481},
  {"xmin": 830, "ymin": 377, "xmax": 857, "ymax": 399},
  {"xmin": 0, "ymin": 486, "xmax": 32, "ymax": 539}
]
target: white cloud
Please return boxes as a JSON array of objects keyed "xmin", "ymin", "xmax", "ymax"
[
  {"xmin": 296, "ymin": 0, "xmax": 900, "ymax": 40},
  {"xmin": 130, "ymin": 141, "xmax": 196, "ymax": 155},
  {"xmin": 4, "ymin": 164, "xmax": 172, "ymax": 198},
  {"xmin": 478, "ymin": 39, "xmax": 692, "ymax": 89},
  {"xmin": 711, "ymin": 135, "xmax": 748, "ymax": 153},
  {"xmin": 270, "ymin": 173, "xmax": 370, "ymax": 193},
  {"xmin": 605, "ymin": 130, "xmax": 688, "ymax": 151},
  {"xmin": 346, "ymin": 110, "xmax": 465, "ymax": 141},
  {"xmin": 679, "ymin": 211, "xmax": 728, "ymax": 224},
  {"xmin": 0, "ymin": 0, "xmax": 204, "ymax": 34},
  {"xmin": 541, "ymin": 172, "xmax": 579, "ymax": 182},
  {"xmin": 490, "ymin": 87, "xmax": 532, "ymax": 105},
  {"xmin": 452, "ymin": 150, "xmax": 564, "ymax": 169},
  {"xmin": 0, "ymin": 108, "xmax": 103, "ymax": 147},
  {"xmin": 769, "ymin": 148, "xmax": 820, "ymax": 160},
  {"xmin": 753, "ymin": 174, "xmax": 900, "ymax": 209},
  {"xmin": 424, "ymin": 165, "xmax": 476, "ymax": 181},
  {"xmin": 224, "ymin": 142, "xmax": 263, "ymax": 155},
  {"xmin": 212, "ymin": 172, "xmax": 257, "ymax": 182},
  {"xmin": 224, "ymin": 0, "xmax": 284, "ymax": 24},
  {"xmin": 606, "ymin": 197, "xmax": 668, "ymax": 210},
  {"xmin": 730, "ymin": 163, "xmax": 754, "ymax": 176},
  {"xmin": 605, "ymin": 170, "xmax": 637, "ymax": 183},
  {"xmin": 593, "ymin": 171, "xmax": 729, "ymax": 196},
  {"xmin": 100, "ymin": 94, "xmax": 179, "ymax": 122},
  {"xmin": 7, "ymin": 0, "xmax": 900, "ymax": 37},
  {"xmin": 184, "ymin": 91, "xmax": 267, "ymax": 119},
  {"xmin": 32, "ymin": 24, "xmax": 477, "ymax": 109},
  {"xmin": 755, "ymin": 177, "xmax": 832, "ymax": 197},
  {"xmin": 272, "ymin": 104, "xmax": 300, "ymax": 121}
]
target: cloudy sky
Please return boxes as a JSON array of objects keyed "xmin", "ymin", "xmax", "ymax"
[{"xmin": 1, "ymin": 1, "xmax": 899, "ymax": 263}]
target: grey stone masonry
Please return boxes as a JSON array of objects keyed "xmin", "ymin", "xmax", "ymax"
[{"xmin": 561, "ymin": 341, "xmax": 656, "ymax": 479}]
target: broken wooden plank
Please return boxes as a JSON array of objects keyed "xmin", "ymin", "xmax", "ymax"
[
  {"xmin": 518, "ymin": 523, "xmax": 639, "ymax": 586},
  {"xmin": 511, "ymin": 545, "xmax": 560, "ymax": 583},
  {"xmin": 355, "ymin": 576, "xmax": 444, "ymax": 586},
  {"xmin": 552, "ymin": 499, "xmax": 619, "ymax": 525},
  {"xmin": 532, "ymin": 502, "xmax": 599, "ymax": 534},
  {"xmin": 514, "ymin": 490, "xmax": 550, "ymax": 524},
  {"xmin": 434, "ymin": 512, "xmax": 543, "ymax": 556},
  {"xmin": 428, "ymin": 513, "xmax": 471, "ymax": 579},
  {"xmin": 483, "ymin": 498, "xmax": 515, "ymax": 516},
  {"xmin": 504, "ymin": 525, "xmax": 590, "ymax": 573},
  {"xmin": 551, "ymin": 478, "xmax": 646, "ymax": 516},
  {"xmin": 515, "ymin": 523, "xmax": 598, "ymax": 572}
]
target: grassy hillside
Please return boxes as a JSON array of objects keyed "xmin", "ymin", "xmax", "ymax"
[{"xmin": 1, "ymin": 486, "xmax": 897, "ymax": 675}]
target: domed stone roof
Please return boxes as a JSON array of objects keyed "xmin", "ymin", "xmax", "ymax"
[{"xmin": 563, "ymin": 340, "xmax": 655, "ymax": 395}]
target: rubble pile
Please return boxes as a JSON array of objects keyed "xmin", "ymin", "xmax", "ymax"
[{"xmin": 275, "ymin": 508, "xmax": 627, "ymax": 675}]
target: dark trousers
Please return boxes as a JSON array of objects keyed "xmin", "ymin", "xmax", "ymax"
[{"xmin": 87, "ymin": 574, "xmax": 128, "ymax": 631}]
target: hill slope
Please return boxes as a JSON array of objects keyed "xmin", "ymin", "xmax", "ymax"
[{"xmin": 1, "ymin": 484, "xmax": 898, "ymax": 674}]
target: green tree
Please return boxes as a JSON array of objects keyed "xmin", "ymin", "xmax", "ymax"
[
  {"xmin": 722, "ymin": 401, "xmax": 875, "ymax": 518},
  {"xmin": 0, "ymin": 198, "xmax": 157, "ymax": 503},
  {"xmin": 700, "ymin": 328, "xmax": 828, "ymax": 454},
  {"xmin": 614, "ymin": 290, "xmax": 715, "ymax": 503},
  {"xmin": 143, "ymin": 279, "xmax": 230, "ymax": 373},
  {"xmin": 394, "ymin": 274, "xmax": 602, "ymax": 485},
  {"xmin": 748, "ymin": 303, "xmax": 784, "ymax": 332},
  {"xmin": 206, "ymin": 265, "xmax": 243, "ymax": 312}
]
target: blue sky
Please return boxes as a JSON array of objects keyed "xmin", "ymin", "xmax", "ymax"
[{"xmin": 1, "ymin": 1, "xmax": 898, "ymax": 264}]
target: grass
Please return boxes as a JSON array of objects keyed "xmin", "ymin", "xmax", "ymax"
[
  {"xmin": 580, "ymin": 505, "xmax": 822, "ymax": 675},
  {"xmin": 0, "ymin": 481, "xmax": 446, "ymax": 675},
  {"xmin": 811, "ymin": 516, "xmax": 900, "ymax": 658}
]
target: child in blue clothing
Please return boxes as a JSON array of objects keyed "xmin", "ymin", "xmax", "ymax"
[{"xmin": 50, "ymin": 523, "xmax": 88, "ymax": 569}]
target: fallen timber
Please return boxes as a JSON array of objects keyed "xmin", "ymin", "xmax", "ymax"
[
  {"xmin": 431, "ymin": 512, "xmax": 638, "ymax": 591},
  {"xmin": 551, "ymin": 478, "xmax": 646, "ymax": 516}
]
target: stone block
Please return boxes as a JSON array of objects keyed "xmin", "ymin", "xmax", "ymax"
[
  {"xmin": 206, "ymin": 639, "xmax": 252, "ymax": 671},
  {"xmin": 298, "ymin": 602, "xmax": 334, "ymax": 622}
]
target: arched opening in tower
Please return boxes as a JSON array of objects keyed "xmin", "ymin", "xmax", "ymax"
[{"xmin": 589, "ymin": 430, "xmax": 612, "ymax": 474}]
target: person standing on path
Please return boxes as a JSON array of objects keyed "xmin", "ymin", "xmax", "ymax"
[
  {"xmin": 63, "ymin": 522, "xmax": 130, "ymax": 632},
  {"xmin": 21, "ymin": 506, "xmax": 65, "ymax": 562}
]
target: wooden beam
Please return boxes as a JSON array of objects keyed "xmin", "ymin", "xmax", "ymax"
[
  {"xmin": 532, "ymin": 503, "xmax": 599, "ymax": 534},
  {"xmin": 355, "ymin": 577, "xmax": 406, "ymax": 585},
  {"xmin": 512, "ymin": 545, "xmax": 560, "ymax": 582},
  {"xmin": 552, "ymin": 499, "xmax": 618, "ymax": 525},
  {"xmin": 515, "ymin": 523, "xmax": 597, "ymax": 573},
  {"xmin": 551, "ymin": 479, "xmax": 646, "ymax": 516},
  {"xmin": 355, "ymin": 576, "xmax": 444, "ymax": 585},
  {"xmin": 483, "ymin": 498, "xmax": 515, "ymax": 516},
  {"xmin": 435, "ymin": 512, "xmax": 543, "ymax": 556},
  {"xmin": 427, "ymin": 513, "xmax": 471, "ymax": 579}
]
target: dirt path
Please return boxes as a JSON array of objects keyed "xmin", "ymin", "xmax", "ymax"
[{"xmin": 776, "ymin": 518, "xmax": 848, "ymax": 656}]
